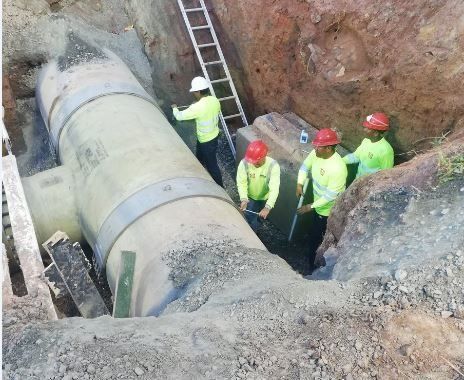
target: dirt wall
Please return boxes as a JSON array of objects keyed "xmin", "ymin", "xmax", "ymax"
[{"xmin": 127, "ymin": 0, "xmax": 464, "ymax": 154}]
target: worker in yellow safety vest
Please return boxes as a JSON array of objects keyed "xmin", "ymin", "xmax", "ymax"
[
  {"xmin": 296, "ymin": 128, "xmax": 347, "ymax": 269},
  {"xmin": 172, "ymin": 76, "xmax": 223, "ymax": 187},
  {"xmin": 343, "ymin": 112, "xmax": 394, "ymax": 178},
  {"xmin": 237, "ymin": 140, "xmax": 281, "ymax": 232}
]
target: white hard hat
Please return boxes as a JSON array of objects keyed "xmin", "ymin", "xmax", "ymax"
[{"xmin": 189, "ymin": 76, "xmax": 209, "ymax": 92}]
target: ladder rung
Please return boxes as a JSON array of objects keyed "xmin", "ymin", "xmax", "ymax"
[
  {"xmin": 191, "ymin": 25, "xmax": 210, "ymax": 30},
  {"xmin": 218, "ymin": 96, "xmax": 236, "ymax": 101},
  {"xmin": 210, "ymin": 78, "xmax": 229, "ymax": 84},
  {"xmin": 185, "ymin": 7, "xmax": 204, "ymax": 13},
  {"xmin": 204, "ymin": 60, "xmax": 223, "ymax": 66},
  {"xmin": 197, "ymin": 42, "xmax": 217, "ymax": 48},
  {"xmin": 223, "ymin": 113, "xmax": 242, "ymax": 120}
]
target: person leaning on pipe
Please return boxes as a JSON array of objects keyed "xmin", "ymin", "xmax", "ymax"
[
  {"xmin": 171, "ymin": 76, "xmax": 224, "ymax": 187},
  {"xmin": 237, "ymin": 140, "xmax": 281, "ymax": 232},
  {"xmin": 343, "ymin": 112, "xmax": 394, "ymax": 178},
  {"xmin": 296, "ymin": 129, "xmax": 347, "ymax": 270}
]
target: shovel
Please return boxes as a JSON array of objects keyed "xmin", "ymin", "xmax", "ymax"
[{"xmin": 288, "ymin": 178, "xmax": 309, "ymax": 242}]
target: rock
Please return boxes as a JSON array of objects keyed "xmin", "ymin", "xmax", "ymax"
[
  {"xmin": 357, "ymin": 357, "xmax": 368, "ymax": 369},
  {"xmin": 134, "ymin": 367, "xmax": 144, "ymax": 376},
  {"xmin": 373, "ymin": 291, "xmax": 383, "ymax": 299},
  {"xmin": 394, "ymin": 269, "xmax": 408, "ymax": 281},
  {"xmin": 354, "ymin": 340, "xmax": 363, "ymax": 351},
  {"xmin": 400, "ymin": 296, "xmax": 410, "ymax": 309},
  {"xmin": 441, "ymin": 208, "xmax": 450, "ymax": 215},
  {"xmin": 342, "ymin": 363, "xmax": 352, "ymax": 373},
  {"xmin": 92, "ymin": 1, "xmax": 102, "ymax": 12},
  {"xmin": 398, "ymin": 286, "xmax": 409, "ymax": 293},
  {"xmin": 87, "ymin": 365, "xmax": 96, "ymax": 374},
  {"xmin": 399, "ymin": 344, "xmax": 413, "ymax": 357},
  {"xmin": 441, "ymin": 311, "xmax": 453, "ymax": 318},
  {"xmin": 445, "ymin": 268, "xmax": 453, "ymax": 277},
  {"xmin": 454, "ymin": 305, "xmax": 464, "ymax": 319},
  {"xmin": 310, "ymin": 12, "xmax": 322, "ymax": 24},
  {"xmin": 238, "ymin": 357, "xmax": 247, "ymax": 366}
]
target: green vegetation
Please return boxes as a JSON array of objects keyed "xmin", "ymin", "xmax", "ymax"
[{"xmin": 437, "ymin": 153, "xmax": 464, "ymax": 183}]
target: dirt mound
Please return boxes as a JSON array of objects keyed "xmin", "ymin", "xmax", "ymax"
[{"xmin": 318, "ymin": 130, "xmax": 464, "ymax": 280}]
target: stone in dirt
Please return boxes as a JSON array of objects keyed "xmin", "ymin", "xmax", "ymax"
[{"xmin": 394, "ymin": 269, "xmax": 408, "ymax": 282}]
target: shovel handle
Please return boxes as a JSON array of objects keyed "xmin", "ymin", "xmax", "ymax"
[{"xmin": 288, "ymin": 179, "xmax": 309, "ymax": 242}]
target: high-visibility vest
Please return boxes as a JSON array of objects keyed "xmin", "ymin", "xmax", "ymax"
[
  {"xmin": 173, "ymin": 96, "xmax": 220, "ymax": 143},
  {"xmin": 343, "ymin": 137, "xmax": 394, "ymax": 178},
  {"xmin": 236, "ymin": 157, "xmax": 281, "ymax": 208},
  {"xmin": 298, "ymin": 150, "xmax": 347, "ymax": 216}
]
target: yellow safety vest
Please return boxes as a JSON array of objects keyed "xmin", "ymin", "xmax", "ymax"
[
  {"xmin": 173, "ymin": 96, "xmax": 220, "ymax": 143},
  {"xmin": 298, "ymin": 150, "xmax": 347, "ymax": 216},
  {"xmin": 343, "ymin": 137, "xmax": 394, "ymax": 178},
  {"xmin": 236, "ymin": 157, "xmax": 281, "ymax": 208}
]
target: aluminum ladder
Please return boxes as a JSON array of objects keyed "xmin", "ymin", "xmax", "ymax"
[{"xmin": 177, "ymin": 0, "xmax": 248, "ymax": 159}]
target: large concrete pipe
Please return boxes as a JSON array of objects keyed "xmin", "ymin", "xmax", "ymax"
[{"xmin": 23, "ymin": 47, "xmax": 265, "ymax": 316}]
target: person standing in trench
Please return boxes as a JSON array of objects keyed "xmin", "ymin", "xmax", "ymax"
[
  {"xmin": 172, "ymin": 76, "xmax": 224, "ymax": 187},
  {"xmin": 296, "ymin": 128, "xmax": 347, "ymax": 270},
  {"xmin": 237, "ymin": 140, "xmax": 281, "ymax": 232},
  {"xmin": 343, "ymin": 112, "xmax": 394, "ymax": 178}
]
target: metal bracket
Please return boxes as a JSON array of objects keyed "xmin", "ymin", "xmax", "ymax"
[
  {"xmin": 48, "ymin": 82, "xmax": 157, "ymax": 154},
  {"xmin": 86, "ymin": 177, "xmax": 236, "ymax": 269}
]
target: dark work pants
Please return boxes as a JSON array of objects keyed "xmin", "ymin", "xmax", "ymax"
[
  {"xmin": 244, "ymin": 199, "xmax": 266, "ymax": 232},
  {"xmin": 196, "ymin": 137, "xmax": 224, "ymax": 187},
  {"xmin": 308, "ymin": 212, "xmax": 328, "ymax": 268}
]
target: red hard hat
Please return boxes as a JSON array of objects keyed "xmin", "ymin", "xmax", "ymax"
[
  {"xmin": 363, "ymin": 112, "xmax": 389, "ymax": 131},
  {"xmin": 312, "ymin": 128, "xmax": 340, "ymax": 147},
  {"xmin": 245, "ymin": 140, "xmax": 268, "ymax": 164}
]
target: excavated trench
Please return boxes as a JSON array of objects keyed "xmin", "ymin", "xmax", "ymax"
[
  {"xmin": 2, "ymin": 1, "xmax": 464, "ymax": 379},
  {"xmin": 2, "ymin": 0, "xmax": 462, "ymax": 316}
]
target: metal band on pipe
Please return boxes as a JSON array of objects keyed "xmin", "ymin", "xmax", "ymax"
[
  {"xmin": 87, "ymin": 177, "xmax": 237, "ymax": 269},
  {"xmin": 48, "ymin": 82, "xmax": 157, "ymax": 153}
]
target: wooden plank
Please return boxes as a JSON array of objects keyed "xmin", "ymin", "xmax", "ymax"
[
  {"xmin": 113, "ymin": 250, "xmax": 136, "ymax": 318},
  {"xmin": 43, "ymin": 263, "xmax": 70, "ymax": 299},
  {"xmin": 2, "ymin": 155, "xmax": 57, "ymax": 320},
  {"xmin": 43, "ymin": 231, "xmax": 109, "ymax": 318}
]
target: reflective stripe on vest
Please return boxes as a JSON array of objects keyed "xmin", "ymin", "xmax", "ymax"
[
  {"xmin": 313, "ymin": 178, "xmax": 340, "ymax": 201},
  {"xmin": 358, "ymin": 161, "xmax": 380, "ymax": 175},
  {"xmin": 299, "ymin": 163, "xmax": 309, "ymax": 173},
  {"xmin": 344, "ymin": 153, "xmax": 359, "ymax": 165},
  {"xmin": 197, "ymin": 115, "xmax": 219, "ymax": 134}
]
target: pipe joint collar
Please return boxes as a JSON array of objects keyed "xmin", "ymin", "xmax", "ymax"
[
  {"xmin": 49, "ymin": 82, "xmax": 156, "ymax": 153},
  {"xmin": 83, "ymin": 177, "xmax": 237, "ymax": 270}
]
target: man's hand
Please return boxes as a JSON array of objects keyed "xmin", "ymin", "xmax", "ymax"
[
  {"xmin": 296, "ymin": 184, "xmax": 303, "ymax": 197},
  {"xmin": 240, "ymin": 200, "xmax": 249, "ymax": 211},
  {"xmin": 171, "ymin": 104, "xmax": 178, "ymax": 109},
  {"xmin": 259, "ymin": 207, "xmax": 270, "ymax": 219},
  {"xmin": 297, "ymin": 204, "xmax": 312, "ymax": 215}
]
